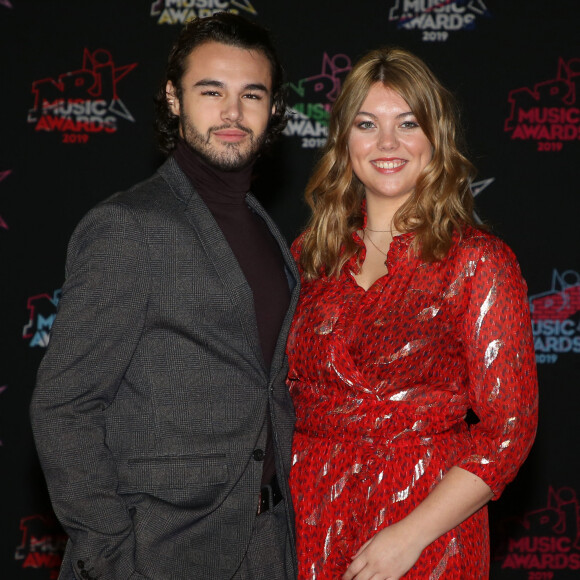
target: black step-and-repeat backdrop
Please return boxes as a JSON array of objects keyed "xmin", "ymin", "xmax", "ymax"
[{"xmin": 1, "ymin": 1, "xmax": 579, "ymax": 578}]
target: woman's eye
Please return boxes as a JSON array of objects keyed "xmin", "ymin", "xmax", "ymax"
[
  {"xmin": 401, "ymin": 121, "xmax": 419, "ymax": 129},
  {"xmin": 357, "ymin": 120, "xmax": 375, "ymax": 130}
]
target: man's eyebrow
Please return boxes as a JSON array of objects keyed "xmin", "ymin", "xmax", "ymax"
[
  {"xmin": 194, "ymin": 79, "xmax": 225, "ymax": 88},
  {"xmin": 193, "ymin": 79, "xmax": 269, "ymax": 93}
]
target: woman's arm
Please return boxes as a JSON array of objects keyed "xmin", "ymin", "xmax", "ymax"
[{"xmin": 343, "ymin": 466, "xmax": 493, "ymax": 579}]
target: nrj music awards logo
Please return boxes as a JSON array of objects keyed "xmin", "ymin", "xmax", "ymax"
[
  {"xmin": 23, "ymin": 290, "xmax": 61, "ymax": 348},
  {"xmin": 494, "ymin": 487, "xmax": 580, "ymax": 576},
  {"xmin": 15, "ymin": 513, "xmax": 67, "ymax": 579},
  {"xmin": 284, "ymin": 53, "xmax": 352, "ymax": 150},
  {"xmin": 529, "ymin": 270, "xmax": 580, "ymax": 364},
  {"xmin": 504, "ymin": 57, "xmax": 580, "ymax": 152},
  {"xmin": 388, "ymin": 0, "xmax": 491, "ymax": 42},
  {"xmin": 27, "ymin": 49, "xmax": 138, "ymax": 144},
  {"xmin": 150, "ymin": 0, "xmax": 256, "ymax": 25}
]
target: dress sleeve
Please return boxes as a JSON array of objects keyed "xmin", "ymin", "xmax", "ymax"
[{"xmin": 457, "ymin": 236, "xmax": 538, "ymax": 498}]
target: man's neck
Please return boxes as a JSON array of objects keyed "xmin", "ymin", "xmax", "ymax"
[{"xmin": 173, "ymin": 139, "xmax": 254, "ymax": 205}]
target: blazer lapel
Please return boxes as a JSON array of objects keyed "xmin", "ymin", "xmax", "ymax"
[
  {"xmin": 160, "ymin": 159, "xmax": 265, "ymax": 370},
  {"xmin": 159, "ymin": 158, "xmax": 300, "ymax": 379},
  {"xmin": 246, "ymin": 194, "xmax": 301, "ymax": 378}
]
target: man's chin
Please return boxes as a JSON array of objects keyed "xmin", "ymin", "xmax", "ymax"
[{"xmin": 201, "ymin": 148, "xmax": 257, "ymax": 172}]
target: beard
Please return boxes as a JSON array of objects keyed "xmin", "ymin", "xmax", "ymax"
[{"xmin": 179, "ymin": 112, "xmax": 267, "ymax": 171}]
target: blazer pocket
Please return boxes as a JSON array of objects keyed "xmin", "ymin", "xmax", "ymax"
[{"xmin": 118, "ymin": 453, "xmax": 228, "ymax": 509}]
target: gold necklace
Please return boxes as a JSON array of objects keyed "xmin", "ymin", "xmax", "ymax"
[{"xmin": 363, "ymin": 229, "xmax": 389, "ymax": 257}]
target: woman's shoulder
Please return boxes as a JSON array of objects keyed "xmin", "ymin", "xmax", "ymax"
[
  {"xmin": 446, "ymin": 225, "xmax": 526, "ymax": 287},
  {"xmin": 454, "ymin": 225, "xmax": 518, "ymax": 262}
]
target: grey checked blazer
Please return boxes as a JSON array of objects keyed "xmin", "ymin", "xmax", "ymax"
[{"xmin": 30, "ymin": 158, "xmax": 300, "ymax": 580}]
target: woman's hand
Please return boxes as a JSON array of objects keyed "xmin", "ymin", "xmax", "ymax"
[
  {"xmin": 342, "ymin": 521, "xmax": 424, "ymax": 580},
  {"xmin": 343, "ymin": 467, "xmax": 494, "ymax": 579}
]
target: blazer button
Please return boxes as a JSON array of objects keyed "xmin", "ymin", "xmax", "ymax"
[
  {"xmin": 77, "ymin": 561, "xmax": 85, "ymax": 569},
  {"xmin": 253, "ymin": 449, "xmax": 265, "ymax": 461}
]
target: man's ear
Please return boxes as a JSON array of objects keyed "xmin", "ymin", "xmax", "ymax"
[{"xmin": 166, "ymin": 81, "xmax": 180, "ymax": 116}]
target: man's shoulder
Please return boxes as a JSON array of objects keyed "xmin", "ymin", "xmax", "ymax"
[{"xmin": 103, "ymin": 157, "xmax": 184, "ymax": 210}]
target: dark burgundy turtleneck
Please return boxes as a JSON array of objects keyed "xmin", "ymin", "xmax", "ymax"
[{"xmin": 173, "ymin": 139, "xmax": 290, "ymax": 487}]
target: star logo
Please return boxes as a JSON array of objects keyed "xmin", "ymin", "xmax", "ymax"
[{"xmin": 470, "ymin": 177, "xmax": 495, "ymax": 224}]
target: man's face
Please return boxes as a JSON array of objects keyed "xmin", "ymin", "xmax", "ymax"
[{"xmin": 166, "ymin": 41, "xmax": 274, "ymax": 171}]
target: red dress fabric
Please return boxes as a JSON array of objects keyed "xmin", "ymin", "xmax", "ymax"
[{"xmin": 287, "ymin": 225, "xmax": 538, "ymax": 579}]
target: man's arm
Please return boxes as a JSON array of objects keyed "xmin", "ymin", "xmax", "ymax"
[{"xmin": 30, "ymin": 202, "xmax": 150, "ymax": 580}]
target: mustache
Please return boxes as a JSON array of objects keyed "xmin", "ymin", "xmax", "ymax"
[{"xmin": 208, "ymin": 123, "xmax": 253, "ymax": 137}]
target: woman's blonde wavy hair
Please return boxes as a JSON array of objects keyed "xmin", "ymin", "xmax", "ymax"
[{"xmin": 298, "ymin": 46, "xmax": 479, "ymax": 280}]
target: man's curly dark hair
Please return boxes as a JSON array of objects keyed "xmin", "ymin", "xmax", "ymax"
[{"xmin": 154, "ymin": 12, "xmax": 288, "ymax": 155}]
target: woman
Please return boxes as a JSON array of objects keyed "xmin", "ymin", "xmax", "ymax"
[{"xmin": 286, "ymin": 47, "xmax": 538, "ymax": 579}]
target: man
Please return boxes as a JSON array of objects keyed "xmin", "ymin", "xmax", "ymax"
[{"xmin": 30, "ymin": 13, "xmax": 299, "ymax": 580}]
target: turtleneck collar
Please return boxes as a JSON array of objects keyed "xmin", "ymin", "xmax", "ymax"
[{"xmin": 173, "ymin": 138, "xmax": 254, "ymax": 205}]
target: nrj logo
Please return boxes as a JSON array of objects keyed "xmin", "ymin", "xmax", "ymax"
[
  {"xmin": 23, "ymin": 290, "xmax": 61, "ymax": 348},
  {"xmin": 28, "ymin": 49, "xmax": 138, "ymax": 144},
  {"xmin": 284, "ymin": 53, "xmax": 352, "ymax": 150},
  {"xmin": 15, "ymin": 513, "xmax": 67, "ymax": 578},
  {"xmin": 388, "ymin": 0, "xmax": 490, "ymax": 42},
  {"xmin": 0, "ymin": 169, "xmax": 11, "ymax": 230},
  {"xmin": 150, "ymin": 0, "xmax": 256, "ymax": 25},
  {"xmin": 495, "ymin": 487, "xmax": 580, "ymax": 573},
  {"xmin": 529, "ymin": 270, "xmax": 580, "ymax": 364},
  {"xmin": 1, "ymin": 0, "xmax": 13, "ymax": 8},
  {"xmin": 504, "ymin": 57, "xmax": 580, "ymax": 152}
]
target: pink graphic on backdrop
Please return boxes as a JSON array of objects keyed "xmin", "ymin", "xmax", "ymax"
[
  {"xmin": 530, "ymin": 271, "xmax": 580, "ymax": 322},
  {"xmin": 23, "ymin": 291, "xmax": 61, "ymax": 348},
  {"xmin": 388, "ymin": 0, "xmax": 490, "ymax": 41},
  {"xmin": 28, "ymin": 49, "xmax": 138, "ymax": 141},
  {"xmin": 530, "ymin": 270, "xmax": 580, "ymax": 364},
  {"xmin": 0, "ymin": 0, "xmax": 13, "ymax": 8},
  {"xmin": 0, "ymin": 169, "xmax": 11, "ymax": 230},
  {"xmin": 504, "ymin": 57, "xmax": 580, "ymax": 149},
  {"xmin": 150, "ymin": 0, "xmax": 257, "ymax": 24},
  {"xmin": 15, "ymin": 513, "xmax": 66, "ymax": 577},
  {"xmin": 289, "ymin": 53, "xmax": 352, "ymax": 105},
  {"xmin": 495, "ymin": 487, "xmax": 580, "ymax": 572}
]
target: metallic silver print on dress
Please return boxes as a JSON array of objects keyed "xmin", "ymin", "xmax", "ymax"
[
  {"xmin": 314, "ymin": 315, "xmax": 338, "ymax": 335},
  {"xmin": 475, "ymin": 281, "xmax": 497, "ymax": 339},
  {"xmin": 430, "ymin": 537, "xmax": 458, "ymax": 580},
  {"xmin": 391, "ymin": 456, "xmax": 428, "ymax": 503},
  {"xmin": 484, "ymin": 339, "xmax": 503, "ymax": 368},
  {"xmin": 442, "ymin": 261, "xmax": 477, "ymax": 300},
  {"xmin": 377, "ymin": 339, "xmax": 430, "ymax": 365}
]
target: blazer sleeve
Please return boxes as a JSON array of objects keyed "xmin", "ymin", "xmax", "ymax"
[
  {"xmin": 30, "ymin": 201, "xmax": 150, "ymax": 579},
  {"xmin": 457, "ymin": 237, "xmax": 539, "ymax": 497}
]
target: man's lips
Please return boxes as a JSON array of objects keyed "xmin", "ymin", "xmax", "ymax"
[
  {"xmin": 212, "ymin": 129, "xmax": 249, "ymax": 143},
  {"xmin": 371, "ymin": 158, "xmax": 407, "ymax": 173}
]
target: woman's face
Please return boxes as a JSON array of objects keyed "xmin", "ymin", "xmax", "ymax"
[{"xmin": 348, "ymin": 82, "xmax": 433, "ymax": 208}]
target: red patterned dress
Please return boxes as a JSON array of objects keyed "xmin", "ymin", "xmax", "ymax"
[{"xmin": 287, "ymin": 225, "xmax": 538, "ymax": 579}]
